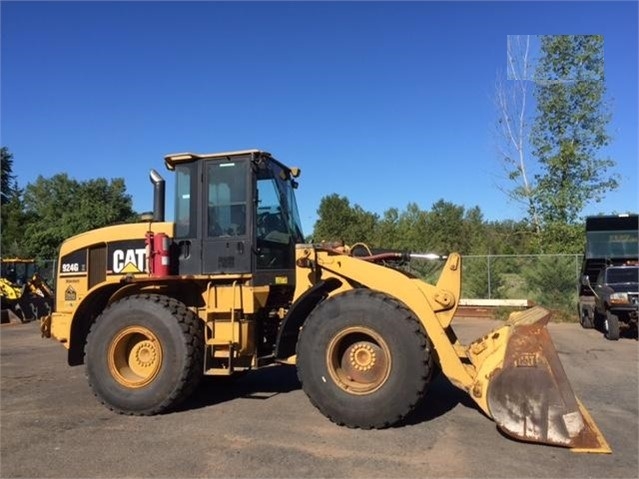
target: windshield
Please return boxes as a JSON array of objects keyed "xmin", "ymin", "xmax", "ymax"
[
  {"xmin": 274, "ymin": 167, "xmax": 304, "ymax": 242},
  {"xmin": 255, "ymin": 160, "xmax": 304, "ymax": 270},
  {"xmin": 607, "ymin": 267, "xmax": 639, "ymax": 284},
  {"xmin": 257, "ymin": 161, "xmax": 304, "ymax": 241}
]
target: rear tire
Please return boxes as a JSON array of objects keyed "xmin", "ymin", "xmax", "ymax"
[
  {"xmin": 296, "ymin": 289, "xmax": 435, "ymax": 429},
  {"xmin": 85, "ymin": 294, "xmax": 203, "ymax": 415},
  {"xmin": 579, "ymin": 305, "xmax": 594, "ymax": 329},
  {"xmin": 604, "ymin": 311, "xmax": 620, "ymax": 341}
]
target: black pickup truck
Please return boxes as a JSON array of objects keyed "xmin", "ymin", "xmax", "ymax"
[
  {"xmin": 578, "ymin": 214, "xmax": 638, "ymax": 340},
  {"xmin": 586, "ymin": 264, "xmax": 639, "ymax": 340}
]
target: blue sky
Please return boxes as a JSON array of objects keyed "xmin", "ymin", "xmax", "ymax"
[{"xmin": 2, "ymin": 1, "xmax": 637, "ymax": 235}]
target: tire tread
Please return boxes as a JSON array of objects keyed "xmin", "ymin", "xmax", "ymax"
[
  {"xmin": 297, "ymin": 288, "xmax": 434, "ymax": 429},
  {"xmin": 85, "ymin": 294, "xmax": 203, "ymax": 415}
]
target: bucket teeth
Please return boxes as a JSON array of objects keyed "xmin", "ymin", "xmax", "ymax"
[{"xmin": 486, "ymin": 306, "xmax": 611, "ymax": 453}]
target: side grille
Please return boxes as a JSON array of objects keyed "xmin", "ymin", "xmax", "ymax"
[{"xmin": 88, "ymin": 244, "xmax": 107, "ymax": 289}]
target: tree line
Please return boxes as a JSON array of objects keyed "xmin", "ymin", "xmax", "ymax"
[
  {"xmin": 1, "ymin": 147, "xmax": 138, "ymax": 260},
  {"xmin": 310, "ymin": 194, "xmax": 573, "ymax": 255}
]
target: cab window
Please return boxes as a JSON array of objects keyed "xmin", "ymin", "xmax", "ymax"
[
  {"xmin": 174, "ymin": 163, "xmax": 199, "ymax": 239},
  {"xmin": 207, "ymin": 161, "xmax": 247, "ymax": 237}
]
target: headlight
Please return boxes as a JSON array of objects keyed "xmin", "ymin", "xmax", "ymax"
[{"xmin": 610, "ymin": 292, "xmax": 630, "ymax": 304}]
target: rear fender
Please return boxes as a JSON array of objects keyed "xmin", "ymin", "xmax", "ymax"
[{"xmin": 67, "ymin": 283, "xmax": 120, "ymax": 365}]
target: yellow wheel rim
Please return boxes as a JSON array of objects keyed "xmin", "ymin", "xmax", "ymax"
[
  {"xmin": 326, "ymin": 326, "xmax": 392, "ymax": 395},
  {"xmin": 108, "ymin": 326, "xmax": 163, "ymax": 388}
]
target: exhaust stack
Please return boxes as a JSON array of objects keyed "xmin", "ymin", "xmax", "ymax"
[{"xmin": 149, "ymin": 169, "xmax": 165, "ymax": 222}]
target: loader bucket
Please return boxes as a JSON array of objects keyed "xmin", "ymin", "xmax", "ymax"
[{"xmin": 485, "ymin": 306, "xmax": 611, "ymax": 453}]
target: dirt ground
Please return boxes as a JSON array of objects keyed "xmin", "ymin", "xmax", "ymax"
[{"xmin": 1, "ymin": 318, "xmax": 637, "ymax": 478}]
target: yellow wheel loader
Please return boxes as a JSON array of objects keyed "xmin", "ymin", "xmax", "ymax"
[
  {"xmin": 42, "ymin": 149, "xmax": 610, "ymax": 452},
  {"xmin": 1, "ymin": 258, "xmax": 53, "ymax": 323}
]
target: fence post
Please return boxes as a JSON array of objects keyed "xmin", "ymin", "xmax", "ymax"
[
  {"xmin": 575, "ymin": 254, "xmax": 580, "ymax": 282},
  {"xmin": 53, "ymin": 258, "xmax": 57, "ymax": 292},
  {"xmin": 487, "ymin": 255, "xmax": 492, "ymax": 299}
]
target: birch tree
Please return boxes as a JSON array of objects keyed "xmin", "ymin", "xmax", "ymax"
[{"xmin": 494, "ymin": 35, "xmax": 540, "ymax": 232}]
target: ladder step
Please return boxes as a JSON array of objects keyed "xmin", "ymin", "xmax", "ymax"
[{"xmin": 204, "ymin": 368, "xmax": 232, "ymax": 376}]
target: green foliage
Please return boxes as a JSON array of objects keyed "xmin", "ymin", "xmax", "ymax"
[
  {"xmin": 312, "ymin": 194, "xmax": 379, "ymax": 245},
  {"xmin": 535, "ymin": 221, "xmax": 583, "ymax": 254},
  {"xmin": 22, "ymin": 174, "xmax": 138, "ymax": 258},
  {"xmin": 461, "ymin": 256, "xmax": 508, "ymax": 299},
  {"xmin": 531, "ymin": 35, "xmax": 618, "ymax": 226},
  {"xmin": 1, "ymin": 147, "xmax": 27, "ymax": 256},
  {"xmin": 462, "ymin": 258, "xmax": 489, "ymax": 298},
  {"xmin": 311, "ymin": 194, "xmax": 558, "ymax": 257},
  {"xmin": 2, "ymin": 148, "xmax": 139, "ymax": 260},
  {"xmin": 1, "ymin": 187, "xmax": 28, "ymax": 257},
  {"xmin": 313, "ymin": 196, "xmax": 505, "ymax": 256},
  {"xmin": 373, "ymin": 207, "xmax": 401, "ymax": 249},
  {"xmin": 483, "ymin": 220, "xmax": 536, "ymax": 255},
  {"xmin": 387, "ymin": 203, "xmax": 429, "ymax": 252},
  {"xmin": 522, "ymin": 256, "xmax": 577, "ymax": 312},
  {"xmin": 426, "ymin": 200, "xmax": 467, "ymax": 252},
  {"xmin": 1, "ymin": 147, "xmax": 16, "ymax": 205}
]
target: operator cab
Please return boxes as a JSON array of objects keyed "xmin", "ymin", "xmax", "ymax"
[
  {"xmin": 1, "ymin": 259, "xmax": 37, "ymax": 286},
  {"xmin": 165, "ymin": 150, "xmax": 304, "ymax": 285}
]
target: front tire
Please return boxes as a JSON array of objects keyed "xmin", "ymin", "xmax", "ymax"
[
  {"xmin": 85, "ymin": 294, "xmax": 203, "ymax": 415},
  {"xmin": 296, "ymin": 289, "xmax": 436, "ymax": 429},
  {"xmin": 604, "ymin": 311, "xmax": 620, "ymax": 341}
]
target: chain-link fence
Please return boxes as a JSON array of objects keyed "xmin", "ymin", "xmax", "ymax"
[
  {"xmin": 402, "ymin": 254, "xmax": 582, "ymax": 318},
  {"xmin": 36, "ymin": 259, "xmax": 57, "ymax": 290},
  {"xmin": 460, "ymin": 254, "xmax": 582, "ymax": 311}
]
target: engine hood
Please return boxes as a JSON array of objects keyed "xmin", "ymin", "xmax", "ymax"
[{"xmin": 59, "ymin": 222, "xmax": 175, "ymax": 259}]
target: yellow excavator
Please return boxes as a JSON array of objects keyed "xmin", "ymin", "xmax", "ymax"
[
  {"xmin": 42, "ymin": 149, "xmax": 610, "ymax": 452},
  {"xmin": 1, "ymin": 258, "xmax": 54, "ymax": 323}
]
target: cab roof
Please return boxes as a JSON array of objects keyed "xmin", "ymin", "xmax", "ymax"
[{"xmin": 164, "ymin": 149, "xmax": 271, "ymax": 170}]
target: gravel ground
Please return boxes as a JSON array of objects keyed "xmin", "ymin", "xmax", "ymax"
[{"xmin": 1, "ymin": 318, "xmax": 637, "ymax": 478}]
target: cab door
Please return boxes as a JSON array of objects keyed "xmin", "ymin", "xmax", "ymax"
[{"xmin": 201, "ymin": 159, "xmax": 252, "ymax": 274}]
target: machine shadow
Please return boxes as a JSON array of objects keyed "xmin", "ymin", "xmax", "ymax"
[
  {"xmin": 397, "ymin": 374, "xmax": 484, "ymax": 427},
  {"xmin": 177, "ymin": 365, "xmax": 483, "ymax": 428},
  {"xmin": 175, "ymin": 365, "xmax": 301, "ymax": 412}
]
